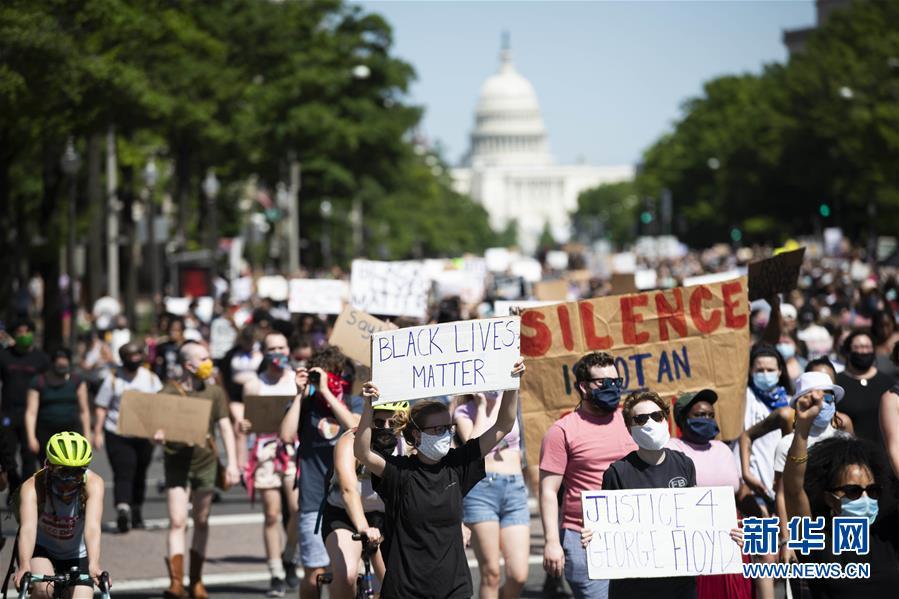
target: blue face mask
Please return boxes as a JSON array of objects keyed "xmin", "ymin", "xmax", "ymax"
[
  {"xmin": 588, "ymin": 387, "xmax": 621, "ymax": 412},
  {"xmin": 812, "ymin": 398, "xmax": 836, "ymax": 433},
  {"xmin": 840, "ymin": 496, "xmax": 878, "ymax": 526},
  {"xmin": 776, "ymin": 343, "xmax": 796, "ymax": 360},
  {"xmin": 684, "ymin": 417, "xmax": 719, "ymax": 443},
  {"xmin": 753, "ymin": 371, "xmax": 779, "ymax": 391}
]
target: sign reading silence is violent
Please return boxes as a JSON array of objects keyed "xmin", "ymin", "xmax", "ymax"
[
  {"xmin": 370, "ymin": 317, "xmax": 521, "ymax": 403},
  {"xmin": 519, "ymin": 277, "xmax": 750, "ymax": 453},
  {"xmin": 582, "ymin": 487, "xmax": 742, "ymax": 579}
]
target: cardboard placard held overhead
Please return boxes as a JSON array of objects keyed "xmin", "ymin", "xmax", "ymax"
[
  {"xmin": 244, "ymin": 395, "xmax": 295, "ymax": 434},
  {"xmin": 371, "ymin": 317, "xmax": 521, "ymax": 403},
  {"xmin": 350, "ymin": 260, "xmax": 429, "ymax": 318},
  {"xmin": 118, "ymin": 391, "xmax": 212, "ymax": 446},
  {"xmin": 329, "ymin": 307, "xmax": 397, "ymax": 367},
  {"xmin": 519, "ymin": 277, "xmax": 750, "ymax": 456},
  {"xmin": 609, "ymin": 273, "xmax": 637, "ymax": 295},
  {"xmin": 534, "ymin": 280, "xmax": 568, "ymax": 302},
  {"xmin": 748, "ymin": 247, "xmax": 806, "ymax": 301},
  {"xmin": 582, "ymin": 487, "xmax": 741, "ymax": 580},
  {"xmin": 288, "ymin": 279, "xmax": 349, "ymax": 314}
]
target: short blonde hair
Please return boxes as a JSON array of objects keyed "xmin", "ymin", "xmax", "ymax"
[{"xmin": 392, "ymin": 400, "xmax": 448, "ymax": 445}]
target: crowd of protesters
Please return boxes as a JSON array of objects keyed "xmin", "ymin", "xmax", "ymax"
[{"xmin": 0, "ymin": 242, "xmax": 897, "ymax": 599}]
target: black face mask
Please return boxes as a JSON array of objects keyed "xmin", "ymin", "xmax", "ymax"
[
  {"xmin": 371, "ymin": 428, "xmax": 398, "ymax": 458},
  {"xmin": 53, "ymin": 365, "xmax": 70, "ymax": 377},
  {"xmin": 123, "ymin": 359, "xmax": 142, "ymax": 372},
  {"xmin": 848, "ymin": 351, "xmax": 875, "ymax": 372},
  {"xmin": 684, "ymin": 417, "xmax": 720, "ymax": 443},
  {"xmin": 588, "ymin": 387, "xmax": 621, "ymax": 412}
]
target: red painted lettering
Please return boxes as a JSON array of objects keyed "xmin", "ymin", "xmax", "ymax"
[
  {"xmin": 722, "ymin": 280, "xmax": 748, "ymax": 329},
  {"xmin": 578, "ymin": 301, "xmax": 612, "ymax": 350},
  {"xmin": 689, "ymin": 285, "xmax": 721, "ymax": 334},
  {"xmin": 621, "ymin": 294, "xmax": 650, "ymax": 345},
  {"xmin": 655, "ymin": 289, "xmax": 687, "ymax": 341},
  {"xmin": 521, "ymin": 310, "xmax": 552, "ymax": 357},
  {"xmin": 557, "ymin": 305, "xmax": 575, "ymax": 351}
]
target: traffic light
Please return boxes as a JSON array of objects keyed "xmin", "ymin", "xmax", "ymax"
[
  {"xmin": 640, "ymin": 211, "xmax": 653, "ymax": 225},
  {"xmin": 819, "ymin": 203, "xmax": 831, "ymax": 218},
  {"xmin": 730, "ymin": 228, "xmax": 742, "ymax": 243}
]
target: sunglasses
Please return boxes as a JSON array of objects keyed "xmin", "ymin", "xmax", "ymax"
[
  {"xmin": 829, "ymin": 484, "xmax": 881, "ymax": 501},
  {"xmin": 51, "ymin": 467, "xmax": 86, "ymax": 480},
  {"xmin": 373, "ymin": 418, "xmax": 394, "ymax": 430},
  {"xmin": 586, "ymin": 377, "xmax": 623, "ymax": 390},
  {"xmin": 632, "ymin": 410, "xmax": 667, "ymax": 426},
  {"xmin": 420, "ymin": 424, "xmax": 455, "ymax": 436}
]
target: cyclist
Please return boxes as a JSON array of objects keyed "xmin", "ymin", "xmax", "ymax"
[
  {"xmin": 14, "ymin": 431, "xmax": 105, "ymax": 598},
  {"xmin": 321, "ymin": 401, "xmax": 408, "ymax": 599}
]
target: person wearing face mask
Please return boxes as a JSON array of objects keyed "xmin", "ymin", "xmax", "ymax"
[
  {"xmin": 598, "ymin": 391, "xmax": 697, "ymax": 598},
  {"xmin": 93, "ymin": 343, "xmax": 162, "ymax": 533},
  {"xmin": 539, "ymin": 351, "xmax": 637, "ymax": 599},
  {"xmin": 835, "ymin": 330, "xmax": 893, "ymax": 446},
  {"xmin": 25, "ymin": 349, "xmax": 91, "ymax": 466},
  {"xmin": 783, "ymin": 390, "xmax": 899, "ymax": 598},
  {"xmin": 320, "ymin": 401, "xmax": 408, "ymax": 599},
  {"xmin": 157, "ymin": 341, "xmax": 239, "ymax": 599},
  {"xmin": 353, "ymin": 359, "xmax": 525, "ymax": 599},
  {"xmin": 0, "ymin": 319, "xmax": 51, "ymax": 482},
  {"xmin": 667, "ymin": 390, "xmax": 751, "ymax": 599},
  {"xmin": 238, "ymin": 332, "xmax": 300, "ymax": 597}
]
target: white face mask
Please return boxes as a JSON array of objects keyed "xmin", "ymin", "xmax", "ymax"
[
  {"xmin": 417, "ymin": 431, "xmax": 452, "ymax": 461},
  {"xmin": 630, "ymin": 420, "xmax": 670, "ymax": 451}
]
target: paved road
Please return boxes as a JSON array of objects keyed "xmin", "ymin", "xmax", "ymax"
[{"xmin": 0, "ymin": 446, "xmax": 568, "ymax": 598}]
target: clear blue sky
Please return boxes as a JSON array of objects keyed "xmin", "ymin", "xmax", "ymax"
[{"xmin": 355, "ymin": 1, "xmax": 815, "ymax": 166}]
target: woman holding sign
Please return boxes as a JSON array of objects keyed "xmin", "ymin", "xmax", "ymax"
[{"xmin": 354, "ymin": 359, "xmax": 525, "ymax": 599}]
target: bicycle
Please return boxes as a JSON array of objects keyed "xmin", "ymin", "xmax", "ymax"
[
  {"xmin": 317, "ymin": 533, "xmax": 377, "ymax": 599},
  {"xmin": 17, "ymin": 568, "xmax": 111, "ymax": 599}
]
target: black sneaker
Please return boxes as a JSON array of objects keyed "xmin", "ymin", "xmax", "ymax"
[
  {"xmin": 266, "ymin": 577, "xmax": 286, "ymax": 598},
  {"xmin": 116, "ymin": 506, "xmax": 131, "ymax": 534},
  {"xmin": 283, "ymin": 559, "xmax": 299, "ymax": 589},
  {"xmin": 131, "ymin": 507, "xmax": 146, "ymax": 530},
  {"xmin": 542, "ymin": 573, "xmax": 569, "ymax": 598}
]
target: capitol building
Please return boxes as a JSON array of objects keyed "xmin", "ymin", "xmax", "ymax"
[{"xmin": 451, "ymin": 39, "xmax": 634, "ymax": 253}]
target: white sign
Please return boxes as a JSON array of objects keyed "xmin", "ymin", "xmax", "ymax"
[
  {"xmin": 257, "ymin": 275, "xmax": 289, "ymax": 301},
  {"xmin": 288, "ymin": 279, "xmax": 349, "ymax": 314},
  {"xmin": 432, "ymin": 270, "xmax": 486, "ymax": 305},
  {"xmin": 510, "ymin": 258, "xmax": 543, "ymax": 283},
  {"xmin": 209, "ymin": 317, "xmax": 237, "ymax": 360},
  {"xmin": 582, "ymin": 486, "xmax": 741, "ymax": 580},
  {"xmin": 635, "ymin": 269, "xmax": 658, "ymax": 290},
  {"xmin": 350, "ymin": 260, "xmax": 429, "ymax": 318},
  {"xmin": 546, "ymin": 250, "xmax": 569, "ymax": 271},
  {"xmin": 485, "ymin": 248, "xmax": 512, "ymax": 273},
  {"xmin": 371, "ymin": 317, "xmax": 521, "ymax": 402},
  {"xmin": 682, "ymin": 270, "xmax": 743, "ymax": 287},
  {"xmin": 493, "ymin": 300, "xmax": 558, "ymax": 317}
]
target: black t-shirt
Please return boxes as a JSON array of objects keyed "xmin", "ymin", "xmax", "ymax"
[
  {"xmin": 835, "ymin": 371, "xmax": 893, "ymax": 446},
  {"xmin": 802, "ymin": 510, "xmax": 899, "ymax": 599},
  {"xmin": 0, "ymin": 348, "xmax": 50, "ymax": 417},
  {"xmin": 373, "ymin": 438, "xmax": 486, "ymax": 599},
  {"xmin": 602, "ymin": 449, "xmax": 698, "ymax": 599}
]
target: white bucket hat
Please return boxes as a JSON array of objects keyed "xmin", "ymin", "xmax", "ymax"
[{"xmin": 789, "ymin": 371, "xmax": 845, "ymax": 407}]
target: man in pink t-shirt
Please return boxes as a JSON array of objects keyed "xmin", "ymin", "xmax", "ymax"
[{"xmin": 539, "ymin": 351, "xmax": 637, "ymax": 599}]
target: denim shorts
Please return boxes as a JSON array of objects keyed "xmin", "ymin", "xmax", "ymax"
[
  {"xmin": 299, "ymin": 511, "xmax": 330, "ymax": 569},
  {"xmin": 462, "ymin": 473, "xmax": 530, "ymax": 528}
]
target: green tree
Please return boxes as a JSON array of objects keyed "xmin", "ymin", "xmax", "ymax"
[{"xmin": 572, "ymin": 180, "xmax": 639, "ymax": 246}]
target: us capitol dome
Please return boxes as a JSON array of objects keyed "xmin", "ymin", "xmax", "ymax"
[{"xmin": 451, "ymin": 35, "xmax": 633, "ymax": 253}]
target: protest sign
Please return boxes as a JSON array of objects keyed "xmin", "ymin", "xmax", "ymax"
[
  {"xmin": 748, "ymin": 247, "xmax": 806, "ymax": 301},
  {"xmin": 546, "ymin": 250, "xmax": 569, "ymax": 271},
  {"xmin": 510, "ymin": 258, "xmax": 543, "ymax": 283},
  {"xmin": 371, "ymin": 317, "xmax": 521, "ymax": 402},
  {"xmin": 534, "ymin": 280, "xmax": 568, "ymax": 301},
  {"xmin": 244, "ymin": 395, "xmax": 294, "ymax": 434},
  {"xmin": 635, "ymin": 269, "xmax": 658, "ymax": 290},
  {"xmin": 350, "ymin": 260, "xmax": 429, "ymax": 318},
  {"xmin": 582, "ymin": 486, "xmax": 741, "ymax": 580},
  {"xmin": 494, "ymin": 300, "xmax": 558, "ymax": 317},
  {"xmin": 257, "ymin": 275, "xmax": 289, "ymax": 301},
  {"xmin": 485, "ymin": 247, "xmax": 512, "ymax": 272},
  {"xmin": 519, "ymin": 277, "xmax": 750, "ymax": 453},
  {"xmin": 288, "ymin": 278, "xmax": 349, "ymax": 314},
  {"xmin": 118, "ymin": 391, "xmax": 211, "ymax": 446},
  {"xmin": 432, "ymin": 269, "xmax": 486, "ymax": 305},
  {"xmin": 209, "ymin": 317, "xmax": 237, "ymax": 360},
  {"xmin": 329, "ymin": 307, "xmax": 397, "ymax": 367},
  {"xmin": 609, "ymin": 273, "xmax": 637, "ymax": 295},
  {"xmin": 611, "ymin": 252, "xmax": 637, "ymax": 273},
  {"xmin": 492, "ymin": 275, "xmax": 527, "ymax": 300},
  {"xmin": 682, "ymin": 270, "xmax": 743, "ymax": 287}
]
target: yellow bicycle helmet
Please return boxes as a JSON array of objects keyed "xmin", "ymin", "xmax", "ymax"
[
  {"xmin": 373, "ymin": 401, "xmax": 410, "ymax": 413},
  {"xmin": 46, "ymin": 431, "xmax": 92, "ymax": 467}
]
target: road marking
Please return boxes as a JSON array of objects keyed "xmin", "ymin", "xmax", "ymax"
[
  {"xmin": 102, "ymin": 512, "xmax": 264, "ymax": 532},
  {"xmin": 113, "ymin": 555, "xmax": 546, "ymax": 591}
]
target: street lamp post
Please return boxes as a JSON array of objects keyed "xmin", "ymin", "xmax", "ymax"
[
  {"xmin": 320, "ymin": 199, "xmax": 332, "ymax": 269},
  {"xmin": 203, "ymin": 169, "xmax": 220, "ymax": 282},
  {"xmin": 61, "ymin": 138, "xmax": 81, "ymax": 351},
  {"xmin": 143, "ymin": 159, "xmax": 160, "ymax": 300}
]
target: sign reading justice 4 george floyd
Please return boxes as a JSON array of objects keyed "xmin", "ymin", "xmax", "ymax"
[
  {"xmin": 582, "ymin": 487, "xmax": 742, "ymax": 580},
  {"xmin": 519, "ymin": 277, "xmax": 750, "ymax": 452},
  {"xmin": 370, "ymin": 317, "xmax": 521, "ymax": 402}
]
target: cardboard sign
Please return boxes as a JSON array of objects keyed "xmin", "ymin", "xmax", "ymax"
[
  {"xmin": 329, "ymin": 307, "xmax": 397, "ymax": 367},
  {"xmin": 748, "ymin": 247, "xmax": 806, "ymax": 301},
  {"xmin": 350, "ymin": 260, "xmax": 429, "ymax": 318},
  {"xmin": 582, "ymin": 487, "xmax": 741, "ymax": 580},
  {"xmin": 288, "ymin": 279, "xmax": 349, "ymax": 314},
  {"xmin": 534, "ymin": 280, "xmax": 568, "ymax": 302},
  {"xmin": 118, "ymin": 391, "xmax": 211, "ymax": 446},
  {"xmin": 609, "ymin": 273, "xmax": 637, "ymax": 295},
  {"xmin": 244, "ymin": 395, "xmax": 294, "ymax": 434},
  {"xmin": 371, "ymin": 317, "xmax": 521, "ymax": 402},
  {"xmin": 519, "ymin": 277, "xmax": 750, "ymax": 454}
]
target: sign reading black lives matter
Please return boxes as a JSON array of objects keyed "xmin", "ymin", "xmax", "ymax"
[
  {"xmin": 582, "ymin": 486, "xmax": 742, "ymax": 580},
  {"xmin": 370, "ymin": 317, "xmax": 521, "ymax": 403}
]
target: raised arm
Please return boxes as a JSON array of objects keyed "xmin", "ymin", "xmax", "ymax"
[
  {"xmin": 353, "ymin": 383, "xmax": 386, "ymax": 477},
  {"xmin": 739, "ymin": 409, "xmax": 787, "ymax": 498},
  {"xmin": 478, "ymin": 358, "xmax": 525, "ymax": 457},
  {"xmin": 310, "ymin": 367, "xmax": 360, "ymax": 430},
  {"xmin": 25, "ymin": 389, "xmax": 40, "ymax": 454},
  {"xmin": 783, "ymin": 393, "xmax": 820, "ymax": 520},
  {"xmin": 280, "ymin": 367, "xmax": 308, "ymax": 443},
  {"xmin": 77, "ymin": 381, "xmax": 91, "ymax": 439},
  {"xmin": 761, "ymin": 294, "xmax": 782, "ymax": 345},
  {"xmin": 454, "ymin": 395, "xmax": 490, "ymax": 443}
]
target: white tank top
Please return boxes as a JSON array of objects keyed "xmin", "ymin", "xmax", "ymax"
[
  {"xmin": 257, "ymin": 371, "xmax": 297, "ymax": 397},
  {"xmin": 35, "ymin": 472, "xmax": 89, "ymax": 559},
  {"xmin": 326, "ymin": 461, "xmax": 385, "ymax": 513}
]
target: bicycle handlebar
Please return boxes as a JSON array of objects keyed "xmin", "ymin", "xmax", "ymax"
[{"xmin": 19, "ymin": 569, "xmax": 111, "ymax": 597}]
